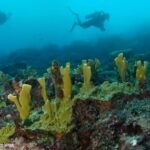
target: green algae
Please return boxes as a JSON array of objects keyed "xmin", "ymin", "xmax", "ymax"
[{"xmin": 0, "ymin": 124, "xmax": 15, "ymax": 144}]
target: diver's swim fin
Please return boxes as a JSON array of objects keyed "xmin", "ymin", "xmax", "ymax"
[
  {"xmin": 70, "ymin": 22, "xmax": 77, "ymax": 32},
  {"xmin": 68, "ymin": 7, "xmax": 78, "ymax": 17}
]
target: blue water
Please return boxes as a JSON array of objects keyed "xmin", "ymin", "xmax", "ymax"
[{"xmin": 0, "ymin": 0, "xmax": 150, "ymax": 54}]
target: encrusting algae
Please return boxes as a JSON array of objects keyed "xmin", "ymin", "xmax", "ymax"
[{"xmin": 0, "ymin": 124, "xmax": 15, "ymax": 143}]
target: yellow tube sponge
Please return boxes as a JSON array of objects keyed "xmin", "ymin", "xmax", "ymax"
[
  {"xmin": 61, "ymin": 63, "xmax": 72, "ymax": 99},
  {"xmin": 38, "ymin": 77, "xmax": 48, "ymax": 102},
  {"xmin": 81, "ymin": 63, "xmax": 92, "ymax": 92},
  {"xmin": 8, "ymin": 84, "xmax": 32, "ymax": 120},
  {"xmin": 38, "ymin": 77, "xmax": 53, "ymax": 119},
  {"xmin": 115, "ymin": 53, "xmax": 128, "ymax": 82},
  {"xmin": 144, "ymin": 61, "xmax": 149, "ymax": 74},
  {"xmin": 136, "ymin": 60, "xmax": 149, "ymax": 81}
]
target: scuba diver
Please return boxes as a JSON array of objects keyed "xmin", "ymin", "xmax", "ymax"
[
  {"xmin": 69, "ymin": 8, "xmax": 110, "ymax": 32},
  {"xmin": 0, "ymin": 10, "xmax": 11, "ymax": 25}
]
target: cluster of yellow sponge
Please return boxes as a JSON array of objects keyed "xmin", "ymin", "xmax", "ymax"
[
  {"xmin": 115, "ymin": 53, "xmax": 149, "ymax": 83},
  {"xmin": 36, "ymin": 63, "xmax": 73, "ymax": 134}
]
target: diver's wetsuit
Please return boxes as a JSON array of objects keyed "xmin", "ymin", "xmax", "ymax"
[
  {"xmin": 0, "ymin": 11, "xmax": 7, "ymax": 25},
  {"xmin": 70, "ymin": 9, "xmax": 109, "ymax": 32},
  {"xmin": 0, "ymin": 10, "xmax": 11, "ymax": 25}
]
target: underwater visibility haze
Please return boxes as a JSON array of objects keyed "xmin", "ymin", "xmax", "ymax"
[
  {"xmin": 0, "ymin": 0, "xmax": 150, "ymax": 149},
  {"xmin": 0, "ymin": 0, "xmax": 150, "ymax": 52}
]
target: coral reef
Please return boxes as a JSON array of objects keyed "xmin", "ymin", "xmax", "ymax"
[{"xmin": 0, "ymin": 53, "xmax": 150, "ymax": 149}]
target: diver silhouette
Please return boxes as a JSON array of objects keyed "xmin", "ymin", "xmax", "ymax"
[
  {"xmin": 69, "ymin": 8, "xmax": 110, "ymax": 32},
  {"xmin": 0, "ymin": 10, "xmax": 11, "ymax": 25}
]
